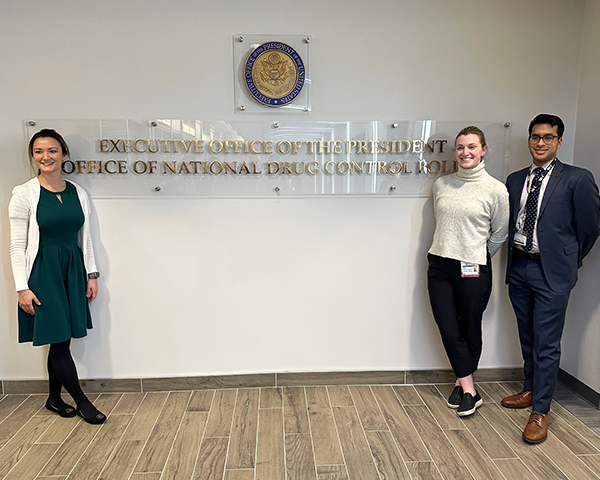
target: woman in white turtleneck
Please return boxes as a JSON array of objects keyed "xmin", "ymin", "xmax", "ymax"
[{"xmin": 427, "ymin": 126, "xmax": 509, "ymax": 417}]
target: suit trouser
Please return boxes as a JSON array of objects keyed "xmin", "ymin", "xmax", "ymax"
[
  {"xmin": 508, "ymin": 253, "xmax": 570, "ymax": 414},
  {"xmin": 427, "ymin": 254, "xmax": 492, "ymax": 378}
]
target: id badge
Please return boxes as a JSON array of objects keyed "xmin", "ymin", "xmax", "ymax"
[
  {"xmin": 514, "ymin": 231, "xmax": 527, "ymax": 247},
  {"xmin": 460, "ymin": 261, "xmax": 480, "ymax": 278}
]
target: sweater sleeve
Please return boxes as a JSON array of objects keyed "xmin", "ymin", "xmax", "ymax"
[
  {"xmin": 75, "ymin": 184, "xmax": 98, "ymax": 274},
  {"xmin": 8, "ymin": 189, "xmax": 31, "ymax": 291},
  {"xmin": 487, "ymin": 186, "xmax": 510, "ymax": 257}
]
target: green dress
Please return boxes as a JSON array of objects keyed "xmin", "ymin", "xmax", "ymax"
[{"xmin": 18, "ymin": 182, "xmax": 93, "ymax": 346}]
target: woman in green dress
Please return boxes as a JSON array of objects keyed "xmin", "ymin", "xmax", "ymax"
[{"xmin": 9, "ymin": 129, "xmax": 106, "ymax": 424}]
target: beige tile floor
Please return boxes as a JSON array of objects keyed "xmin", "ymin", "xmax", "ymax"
[{"xmin": 0, "ymin": 381, "xmax": 599, "ymax": 479}]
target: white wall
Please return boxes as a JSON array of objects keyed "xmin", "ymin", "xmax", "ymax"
[
  {"xmin": 563, "ymin": 0, "xmax": 600, "ymax": 394},
  {"xmin": 0, "ymin": 0, "xmax": 588, "ymax": 380}
]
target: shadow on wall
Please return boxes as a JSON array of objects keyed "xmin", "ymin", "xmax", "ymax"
[
  {"xmin": 71, "ymin": 193, "xmax": 113, "ymax": 381},
  {"xmin": 407, "ymin": 196, "xmax": 450, "ymax": 370},
  {"xmin": 562, "ymin": 245, "xmax": 600, "ymax": 387}
]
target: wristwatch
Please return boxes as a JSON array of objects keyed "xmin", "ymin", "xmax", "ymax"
[{"xmin": 88, "ymin": 272, "xmax": 100, "ymax": 279}]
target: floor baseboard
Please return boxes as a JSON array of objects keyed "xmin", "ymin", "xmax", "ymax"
[{"xmin": 0, "ymin": 368, "xmax": 525, "ymax": 394}]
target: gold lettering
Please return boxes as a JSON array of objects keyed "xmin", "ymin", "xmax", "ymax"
[
  {"xmin": 377, "ymin": 161, "xmax": 388, "ymax": 174},
  {"xmin": 281, "ymin": 162, "xmax": 292, "ymax": 174},
  {"xmin": 189, "ymin": 161, "xmax": 202, "ymax": 173},
  {"xmin": 235, "ymin": 140, "xmax": 245, "ymax": 153},
  {"xmin": 347, "ymin": 140, "xmax": 357, "ymax": 153},
  {"xmin": 428, "ymin": 160, "xmax": 441, "ymax": 173},
  {"xmin": 324, "ymin": 161, "xmax": 335, "ymax": 174},
  {"xmin": 318, "ymin": 141, "xmax": 331, "ymax": 154},
  {"xmin": 109, "ymin": 139, "xmax": 121, "ymax": 153},
  {"xmin": 209, "ymin": 161, "xmax": 223, "ymax": 174},
  {"xmin": 293, "ymin": 162, "xmax": 304, "ymax": 174},
  {"xmin": 357, "ymin": 141, "xmax": 368, "ymax": 154},
  {"xmin": 104, "ymin": 160, "xmax": 118, "ymax": 174},
  {"xmin": 76, "ymin": 161, "xmax": 86, "ymax": 174},
  {"xmin": 250, "ymin": 141, "xmax": 262, "ymax": 154},
  {"xmin": 62, "ymin": 160, "xmax": 75, "ymax": 174},
  {"xmin": 267, "ymin": 161, "xmax": 279, "ymax": 174},
  {"xmin": 337, "ymin": 161, "xmax": 350, "ymax": 174},
  {"xmin": 133, "ymin": 161, "xmax": 147, "ymax": 174},
  {"xmin": 224, "ymin": 161, "xmax": 236, "ymax": 174},
  {"xmin": 118, "ymin": 161, "xmax": 127, "ymax": 173},
  {"xmin": 412, "ymin": 140, "xmax": 423, "ymax": 154},
  {"xmin": 369, "ymin": 141, "xmax": 378, "ymax": 154},
  {"xmin": 278, "ymin": 141, "xmax": 292, "ymax": 154},
  {"xmin": 264, "ymin": 141, "xmax": 273, "ymax": 154},
  {"xmin": 351, "ymin": 161, "xmax": 363, "ymax": 174},
  {"xmin": 223, "ymin": 140, "xmax": 235, "ymax": 153},
  {"xmin": 160, "ymin": 139, "xmax": 171, "ymax": 153},
  {"xmin": 239, "ymin": 162, "xmax": 251, "ymax": 174},
  {"xmin": 148, "ymin": 161, "xmax": 157, "ymax": 174},
  {"xmin": 306, "ymin": 140, "xmax": 317, "ymax": 154},
  {"xmin": 194, "ymin": 140, "xmax": 204, "ymax": 153},
  {"xmin": 163, "ymin": 161, "xmax": 177, "ymax": 174},
  {"xmin": 147, "ymin": 140, "xmax": 159, "ymax": 153},
  {"xmin": 388, "ymin": 161, "xmax": 402, "ymax": 174},
  {"xmin": 252, "ymin": 161, "xmax": 261, "ymax": 174},
  {"xmin": 123, "ymin": 139, "xmax": 132, "ymax": 153},
  {"xmin": 293, "ymin": 141, "xmax": 302, "ymax": 154},
  {"xmin": 99, "ymin": 139, "xmax": 109, "ymax": 152},
  {"xmin": 209, "ymin": 140, "xmax": 223, "ymax": 154},
  {"xmin": 306, "ymin": 161, "xmax": 319, "ymax": 175},
  {"xmin": 403, "ymin": 161, "xmax": 412, "ymax": 173},
  {"xmin": 379, "ymin": 141, "xmax": 390, "ymax": 154},
  {"xmin": 133, "ymin": 139, "xmax": 146, "ymax": 153},
  {"xmin": 416, "ymin": 160, "xmax": 428, "ymax": 173},
  {"xmin": 365, "ymin": 161, "xmax": 377, "ymax": 174},
  {"xmin": 442, "ymin": 161, "xmax": 453, "ymax": 174},
  {"xmin": 398, "ymin": 140, "xmax": 411, "ymax": 153},
  {"xmin": 436, "ymin": 139, "xmax": 448, "ymax": 153},
  {"xmin": 179, "ymin": 140, "xmax": 193, "ymax": 153},
  {"xmin": 87, "ymin": 161, "xmax": 98, "ymax": 174},
  {"xmin": 178, "ymin": 162, "xmax": 190, "ymax": 174},
  {"xmin": 333, "ymin": 140, "xmax": 342, "ymax": 154}
]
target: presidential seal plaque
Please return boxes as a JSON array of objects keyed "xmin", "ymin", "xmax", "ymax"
[{"xmin": 244, "ymin": 42, "xmax": 305, "ymax": 107}]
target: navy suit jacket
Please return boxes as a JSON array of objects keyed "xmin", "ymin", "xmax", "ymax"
[{"xmin": 505, "ymin": 159, "xmax": 600, "ymax": 293}]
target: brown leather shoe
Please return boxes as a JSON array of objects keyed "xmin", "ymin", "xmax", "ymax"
[
  {"xmin": 501, "ymin": 390, "xmax": 533, "ymax": 409},
  {"xmin": 523, "ymin": 411, "xmax": 549, "ymax": 444}
]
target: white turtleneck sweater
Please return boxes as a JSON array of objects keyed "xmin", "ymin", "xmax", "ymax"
[{"xmin": 428, "ymin": 161, "xmax": 509, "ymax": 265}]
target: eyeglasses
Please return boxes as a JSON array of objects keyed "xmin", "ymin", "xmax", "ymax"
[{"xmin": 529, "ymin": 134, "xmax": 559, "ymax": 144}]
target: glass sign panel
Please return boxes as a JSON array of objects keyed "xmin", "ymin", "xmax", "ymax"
[{"xmin": 25, "ymin": 119, "xmax": 510, "ymax": 197}]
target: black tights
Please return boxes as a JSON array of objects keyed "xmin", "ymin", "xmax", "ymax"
[{"xmin": 47, "ymin": 340, "xmax": 101, "ymax": 418}]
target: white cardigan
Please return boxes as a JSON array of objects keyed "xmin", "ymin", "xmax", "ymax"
[{"xmin": 9, "ymin": 177, "xmax": 98, "ymax": 292}]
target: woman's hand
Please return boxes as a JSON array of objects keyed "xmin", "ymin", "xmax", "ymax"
[
  {"xmin": 87, "ymin": 278, "xmax": 98, "ymax": 303},
  {"xmin": 18, "ymin": 289, "xmax": 41, "ymax": 315}
]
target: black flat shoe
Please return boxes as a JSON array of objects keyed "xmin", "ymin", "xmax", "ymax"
[
  {"xmin": 45, "ymin": 399, "xmax": 77, "ymax": 418},
  {"xmin": 457, "ymin": 391, "xmax": 483, "ymax": 417},
  {"xmin": 447, "ymin": 386, "xmax": 463, "ymax": 409},
  {"xmin": 76, "ymin": 408, "xmax": 107, "ymax": 425}
]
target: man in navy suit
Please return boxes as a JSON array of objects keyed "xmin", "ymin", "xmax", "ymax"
[{"xmin": 501, "ymin": 114, "xmax": 600, "ymax": 443}]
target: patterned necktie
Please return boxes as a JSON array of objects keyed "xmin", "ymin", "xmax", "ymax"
[{"xmin": 523, "ymin": 167, "xmax": 544, "ymax": 252}]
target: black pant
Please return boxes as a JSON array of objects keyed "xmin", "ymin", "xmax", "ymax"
[{"xmin": 427, "ymin": 254, "xmax": 492, "ymax": 378}]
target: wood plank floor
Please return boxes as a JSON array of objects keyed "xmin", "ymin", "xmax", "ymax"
[{"xmin": 0, "ymin": 382, "xmax": 599, "ymax": 479}]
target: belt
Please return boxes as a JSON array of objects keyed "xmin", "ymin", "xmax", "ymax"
[{"xmin": 513, "ymin": 247, "xmax": 541, "ymax": 261}]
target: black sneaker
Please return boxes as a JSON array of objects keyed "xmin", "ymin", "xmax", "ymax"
[
  {"xmin": 447, "ymin": 386, "xmax": 463, "ymax": 409},
  {"xmin": 457, "ymin": 391, "xmax": 483, "ymax": 417}
]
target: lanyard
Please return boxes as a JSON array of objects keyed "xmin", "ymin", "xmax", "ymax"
[{"xmin": 526, "ymin": 158, "xmax": 556, "ymax": 194}]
